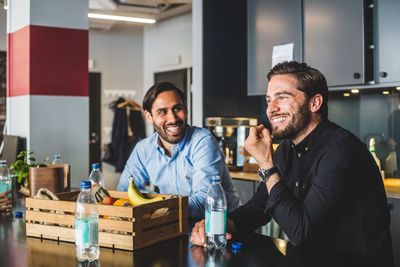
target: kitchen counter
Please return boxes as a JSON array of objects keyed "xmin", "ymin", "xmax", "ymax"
[
  {"xmin": 0, "ymin": 209, "xmax": 384, "ymax": 267},
  {"xmin": 230, "ymin": 171, "xmax": 400, "ymax": 199}
]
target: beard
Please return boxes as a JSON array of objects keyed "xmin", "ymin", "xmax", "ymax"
[
  {"xmin": 271, "ymin": 102, "xmax": 311, "ymax": 140},
  {"xmin": 154, "ymin": 119, "xmax": 187, "ymax": 145}
]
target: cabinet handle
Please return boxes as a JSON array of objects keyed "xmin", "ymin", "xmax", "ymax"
[
  {"xmin": 380, "ymin": 72, "xmax": 388, "ymax": 78},
  {"xmin": 353, "ymin": 73, "xmax": 361, "ymax": 79}
]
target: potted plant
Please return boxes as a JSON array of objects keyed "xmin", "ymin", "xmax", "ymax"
[{"xmin": 10, "ymin": 151, "xmax": 38, "ymax": 195}]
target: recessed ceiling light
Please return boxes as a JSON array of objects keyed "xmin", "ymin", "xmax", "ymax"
[
  {"xmin": 343, "ymin": 93, "xmax": 350, "ymax": 97},
  {"xmin": 88, "ymin": 13, "xmax": 156, "ymax": 24},
  {"xmin": 382, "ymin": 91, "xmax": 390, "ymax": 95},
  {"xmin": 351, "ymin": 89, "xmax": 359, "ymax": 94}
]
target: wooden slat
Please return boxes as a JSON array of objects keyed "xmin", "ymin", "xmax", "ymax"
[
  {"xmin": 26, "ymin": 198, "xmax": 76, "ymax": 213},
  {"xmin": 180, "ymin": 196, "xmax": 189, "ymax": 234},
  {"xmin": 26, "ymin": 210, "xmax": 75, "ymax": 226},
  {"xmin": 99, "ymin": 218, "xmax": 133, "ymax": 232},
  {"xmin": 140, "ymin": 210, "xmax": 178, "ymax": 230},
  {"xmin": 98, "ymin": 204, "xmax": 133, "ymax": 218},
  {"xmin": 140, "ymin": 222, "xmax": 179, "ymax": 244},
  {"xmin": 99, "ymin": 232, "xmax": 134, "ymax": 250},
  {"xmin": 138, "ymin": 198, "xmax": 178, "ymax": 214},
  {"xmin": 26, "ymin": 223, "xmax": 75, "ymax": 242}
]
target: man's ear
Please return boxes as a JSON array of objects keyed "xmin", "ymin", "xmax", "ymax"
[
  {"xmin": 309, "ymin": 94, "xmax": 323, "ymax": 113},
  {"xmin": 144, "ymin": 110, "xmax": 153, "ymax": 124}
]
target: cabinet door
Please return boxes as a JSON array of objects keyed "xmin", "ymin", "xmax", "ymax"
[
  {"xmin": 304, "ymin": 0, "xmax": 365, "ymax": 87},
  {"xmin": 247, "ymin": 0, "xmax": 302, "ymax": 96},
  {"xmin": 231, "ymin": 179, "xmax": 256, "ymax": 204},
  {"xmin": 375, "ymin": 0, "xmax": 400, "ymax": 83}
]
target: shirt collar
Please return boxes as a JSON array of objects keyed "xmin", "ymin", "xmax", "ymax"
[
  {"xmin": 291, "ymin": 119, "xmax": 329, "ymax": 153},
  {"xmin": 155, "ymin": 126, "xmax": 191, "ymax": 155}
]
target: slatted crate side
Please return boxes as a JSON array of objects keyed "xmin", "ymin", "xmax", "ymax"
[
  {"xmin": 26, "ymin": 210, "xmax": 75, "ymax": 226},
  {"xmin": 26, "ymin": 223, "xmax": 75, "ymax": 242},
  {"xmin": 99, "ymin": 232, "xmax": 134, "ymax": 250},
  {"xmin": 25, "ymin": 198, "xmax": 76, "ymax": 213},
  {"xmin": 134, "ymin": 222, "xmax": 183, "ymax": 250},
  {"xmin": 99, "ymin": 218, "xmax": 133, "ymax": 233},
  {"xmin": 98, "ymin": 204, "xmax": 133, "ymax": 219}
]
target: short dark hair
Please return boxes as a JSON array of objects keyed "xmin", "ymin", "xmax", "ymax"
[
  {"xmin": 267, "ymin": 61, "xmax": 329, "ymax": 119},
  {"xmin": 142, "ymin": 82, "xmax": 186, "ymax": 113}
]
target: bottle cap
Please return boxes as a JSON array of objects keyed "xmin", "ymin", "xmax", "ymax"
[
  {"xmin": 0, "ymin": 160, "xmax": 7, "ymax": 165},
  {"xmin": 210, "ymin": 176, "xmax": 221, "ymax": 182},
  {"xmin": 80, "ymin": 181, "xmax": 91, "ymax": 189},
  {"xmin": 231, "ymin": 242, "xmax": 243, "ymax": 254},
  {"xmin": 15, "ymin": 211, "xmax": 23, "ymax": 218},
  {"xmin": 54, "ymin": 154, "xmax": 61, "ymax": 159},
  {"xmin": 92, "ymin": 163, "xmax": 100, "ymax": 170},
  {"xmin": 231, "ymin": 242, "xmax": 243, "ymax": 250}
]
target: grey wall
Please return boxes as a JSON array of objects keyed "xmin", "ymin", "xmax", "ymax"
[{"xmin": 0, "ymin": 8, "xmax": 6, "ymax": 51}]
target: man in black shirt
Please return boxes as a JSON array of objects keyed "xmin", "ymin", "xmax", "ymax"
[{"xmin": 190, "ymin": 61, "xmax": 393, "ymax": 265}]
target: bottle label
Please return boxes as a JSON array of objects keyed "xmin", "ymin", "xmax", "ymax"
[
  {"xmin": 205, "ymin": 210, "xmax": 226, "ymax": 235},
  {"xmin": 75, "ymin": 218, "xmax": 98, "ymax": 247},
  {"xmin": 0, "ymin": 182, "xmax": 10, "ymax": 198}
]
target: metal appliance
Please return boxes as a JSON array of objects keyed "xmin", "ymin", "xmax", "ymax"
[{"xmin": 205, "ymin": 117, "xmax": 258, "ymax": 170}]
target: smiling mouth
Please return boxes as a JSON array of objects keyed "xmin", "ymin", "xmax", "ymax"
[
  {"xmin": 165, "ymin": 122, "xmax": 184, "ymax": 136},
  {"xmin": 270, "ymin": 115, "xmax": 288, "ymax": 127}
]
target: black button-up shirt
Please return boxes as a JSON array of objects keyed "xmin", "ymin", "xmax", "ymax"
[{"xmin": 229, "ymin": 120, "xmax": 393, "ymax": 264}]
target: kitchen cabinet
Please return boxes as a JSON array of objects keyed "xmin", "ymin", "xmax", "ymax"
[
  {"xmin": 232, "ymin": 178, "xmax": 257, "ymax": 204},
  {"xmin": 375, "ymin": 0, "xmax": 400, "ymax": 84},
  {"xmin": 247, "ymin": 0, "xmax": 302, "ymax": 96},
  {"xmin": 304, "ymin": 0, "xmax": 365, "ymax": 87}
]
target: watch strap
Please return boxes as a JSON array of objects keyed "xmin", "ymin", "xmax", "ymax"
[{"xmin": 258, "ymin": 166, "xmax": 278, "ymax": 182}]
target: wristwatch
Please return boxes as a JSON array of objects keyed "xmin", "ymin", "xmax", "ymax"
[{"xmin": 258, "ymin": 166, "xmax": 278, "ymax": 182}]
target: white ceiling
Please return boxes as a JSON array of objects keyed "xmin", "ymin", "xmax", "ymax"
[{"xmin": 89, "ymin": 0, "xmax": 192, "ymax": 30}]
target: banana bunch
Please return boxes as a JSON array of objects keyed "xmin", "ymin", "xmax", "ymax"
[{"xmin": 127, "ymin": 176, "xmax": 164, "ymax": 205}]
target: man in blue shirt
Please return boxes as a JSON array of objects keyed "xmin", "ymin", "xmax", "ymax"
[{"xmin": 117, "ymin": 82, "xmax": 240, "ymax": 221}]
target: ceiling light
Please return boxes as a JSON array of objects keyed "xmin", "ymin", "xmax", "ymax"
[
  {"xmin": 343, "ymin": 93, "xmax": 350, "ymax": 97},
  {"xmin": 382, "ymin": 90, "xmax": 390, "ymax": 95},
  {"xmin": 351, "ymin": 89, "xmax": 359, "ymax": 94},
  {"xmin": 88, "ymin": 13, "xmax": 156, "ymax": 24}
]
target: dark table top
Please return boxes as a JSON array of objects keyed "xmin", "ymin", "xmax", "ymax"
[{"xmin": 0, "ymin": 197, "xmax": 385, "ymax": 267}]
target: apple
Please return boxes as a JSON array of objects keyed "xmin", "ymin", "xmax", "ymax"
[{"xmin": 102, "ymin": 196, "xmax": 116, "ymax": 205}]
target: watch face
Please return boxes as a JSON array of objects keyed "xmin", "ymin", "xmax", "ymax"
[{"xmin": 258, "ymin": 169, "xmax": 265, "ymax": 182}]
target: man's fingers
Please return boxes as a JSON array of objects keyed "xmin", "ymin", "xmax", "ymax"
[
  {"xmin": 226, "ymin": 233, "xmax": 232, "ymax": 240},
  {"xmin": 0, "ymin": 189, "xmax": 12, "ymax": 198},
  {"xmin": 190, "ymin": 220, "xmax": 206, "ymax": 247}
]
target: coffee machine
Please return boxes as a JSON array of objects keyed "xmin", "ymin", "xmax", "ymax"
[{"xmin": 205, "ymin": 117, "xmax": 258, "ymax": 170}]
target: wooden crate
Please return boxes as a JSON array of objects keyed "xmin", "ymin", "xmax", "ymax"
[{"xmin": 25, "ymin": 190, "xmax": 189, "ymax": 251}]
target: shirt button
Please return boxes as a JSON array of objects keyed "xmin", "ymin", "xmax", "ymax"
[
  {"xmin": 295, "ymin": 181, "xmax": 299, "ymax": 187},
  {"xmin": 305, "ymin": 147, "xmax": 309, "ymax": 151},
  {"xmin": 297, "ymin": 153, "xmax": 302, "ymax": 158},
  {"xmin": 303, "ymin": 185, "xmax": 306, "ymax": 189}
]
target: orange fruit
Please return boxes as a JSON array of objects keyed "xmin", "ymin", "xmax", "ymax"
[{"xmin": 112, "ymin": 198, "xmax": 134, "ymax": 207}]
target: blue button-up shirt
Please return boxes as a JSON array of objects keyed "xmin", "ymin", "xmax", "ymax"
[{"xmin": 117, "ymin": 126, "xmax": 240, "ymax": 219}]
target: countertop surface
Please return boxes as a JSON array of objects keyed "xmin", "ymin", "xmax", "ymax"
[
  {"xmin": 0, "ymin": 200, "xmax": 383, "ymax": 267},
  {"xmin": 230, "ymin": 171, "xmax": 400, "ymax": 198}
]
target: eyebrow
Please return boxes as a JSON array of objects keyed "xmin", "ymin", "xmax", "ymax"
[{"xmin": 266, "ymin": 90, "xmax": 295, "ymax": 99}]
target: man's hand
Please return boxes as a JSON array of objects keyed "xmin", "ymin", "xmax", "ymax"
[
  {"xmin": 190, "ymin": 219, "xmax": 232, "ymax": 247},
  {"xmin": 0, "ymin": 189, "xmax": 14, "ymax": 211},
  {"xmin": 244, "ymin": 124, "xmax": 274, "ymax": 170}
]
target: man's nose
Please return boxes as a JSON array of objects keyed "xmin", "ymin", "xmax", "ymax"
[
  {"xmin": 166, "ymin": 110, "xmax": 178, "ymax": 121},
  {"xmin": 267, "ymin": 99, "xmax": 279, "ymax": 114}
]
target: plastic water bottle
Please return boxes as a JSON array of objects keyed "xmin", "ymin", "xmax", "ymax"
[
  {"xmin": 75, "ymin": 181, "xmax": 99, "ymax": 262},
  {"xmin": 88, "ymin": 163, "xmax": 105, "ymax": 188},
  {"xmin": 0, "ymin": 160, "xmax": 11, "ymax": 198},
  {"xmin": 205, "ymin": 176, "xmax": 227, "ymax": 249},
  {"xmin": 52, "ymin": 154, "xmax": 63, "ymax": 164}
]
